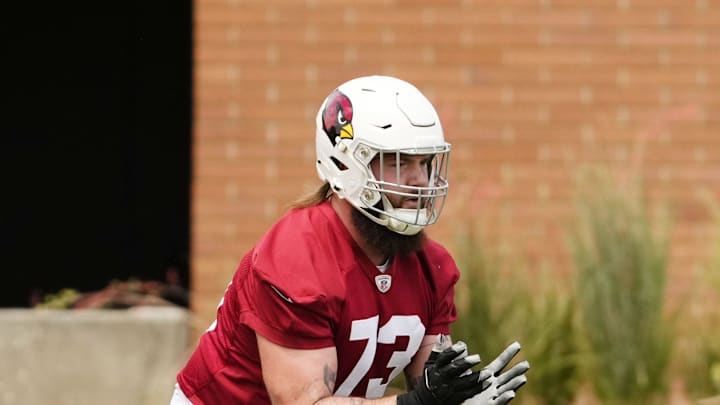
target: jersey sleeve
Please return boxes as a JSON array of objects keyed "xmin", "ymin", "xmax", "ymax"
[
  {"xmin": 238, "ymin": 261, "xmax": 336, "ymax": 349},
  {"xmin": 237, "ymin": 214, "xmax": 343, "ymax": 350}
]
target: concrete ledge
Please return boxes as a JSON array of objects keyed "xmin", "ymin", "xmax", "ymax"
[{"xmin": 0, "ymin": 307, "xmax": 191, "ymax": 405}]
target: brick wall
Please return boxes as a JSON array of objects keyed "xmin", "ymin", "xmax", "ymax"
[{"xmin": 192, "ymin": 0, "xmax": 720, "ymax": 334}]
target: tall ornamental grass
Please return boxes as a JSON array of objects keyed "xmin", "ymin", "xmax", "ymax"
[
  {"xmin": 569, "ymin": 167, "xmax": 673, "ymax": 404},
  {"xmin": 452, "ymin": 226, "xmax": 579, "ymax": 405},
  {"xmin": 677, "ymin": 191, "xmax": 720, "ymax": 399}
]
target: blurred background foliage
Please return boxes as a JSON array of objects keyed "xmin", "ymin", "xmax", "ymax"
[
  {"xmin": 569, "ymin": 166, "xmax": 673, "ymax": 404},
  {"xmin": 675, "ymin": 190, "xmax": 720, "ymax": 400},
  {"xmin": 450, "ymin": 164, "xmax": 719, "ymax": 404},
  {"xmin": 452, "ymin": 226, "xmax": 579, "ymax": 405}
]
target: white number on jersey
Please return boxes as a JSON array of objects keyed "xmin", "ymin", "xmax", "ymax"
[{"xmin": 334, "ymin": 315, "xmax": 425, "ymax": 398}]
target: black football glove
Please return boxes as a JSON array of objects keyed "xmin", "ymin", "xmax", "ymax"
[{"xmin": 397, "ymin": 340, "xmax": 491, "ymax": 405}]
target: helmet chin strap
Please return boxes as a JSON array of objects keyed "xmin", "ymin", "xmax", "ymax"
[
  {"xmin": 356, "ymin": 193, "xmax": 429, "ymax": 235},
  {"xmin": 382, "ymin": 208, "xmax": 426, "ymax": 236}
]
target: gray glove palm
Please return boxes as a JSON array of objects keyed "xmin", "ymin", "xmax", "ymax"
[{"xmin": 461, "ymin": 342, "xmax": 530, "ymax": 405}]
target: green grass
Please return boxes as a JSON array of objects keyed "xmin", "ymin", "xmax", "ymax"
[
  {"xmin": 451, "ymin": 225, "xmax": 580, "ymax": 405},
  {"xmin": 675, "ymin": 190, "xmax": 720, "ymax": 399},
  {"xmin": 569, "ymin": 166, "xmax": 673, "ymax": 404},
  {"xmin": 447, "ymin": 166, "xmax": 720, "ymax": 404}
]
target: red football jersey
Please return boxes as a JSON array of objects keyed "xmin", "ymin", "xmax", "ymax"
[{"xmin": 177, "ymin": 201, "xmax": 460, "ymax": 404}]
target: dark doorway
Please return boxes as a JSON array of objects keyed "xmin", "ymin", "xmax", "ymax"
[{"xmin": 2, "ymin": 2, "xmax": 192, "ymax": 307}]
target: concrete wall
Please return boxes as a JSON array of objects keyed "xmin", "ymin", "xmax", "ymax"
[{"xmin": 0, "ymin": 307, "xmax": 191, "ymax": 405}]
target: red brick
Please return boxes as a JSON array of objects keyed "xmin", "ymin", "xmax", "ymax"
[{"xmin": 191, "ymin": 0, "xmax": 720, "ymax": 334}]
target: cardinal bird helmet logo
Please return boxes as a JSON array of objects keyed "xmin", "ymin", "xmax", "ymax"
[{"xmin": 321, "ymin": 89, "xmax": 354, "ymax": 146}]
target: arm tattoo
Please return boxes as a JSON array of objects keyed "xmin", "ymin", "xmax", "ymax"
[{"xmin": 323, "ymin": 364, "xmax": 337, "ymax": 394}]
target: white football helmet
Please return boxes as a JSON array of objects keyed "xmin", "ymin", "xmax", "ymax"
[{"xmin": 315, "ymin": 75, "xmax": 450, "ymax": 235}]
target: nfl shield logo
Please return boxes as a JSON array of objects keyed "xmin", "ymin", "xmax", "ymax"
[{"xmin": 374, "ymin": 274, "xmax": 392, "ymax": 293}]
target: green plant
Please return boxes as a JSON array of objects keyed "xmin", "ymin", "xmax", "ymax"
[
  {"xmin": 35, "ymin": 288, "xmax": 80, "ymax": 309},
  {"xmin": 521, "ymin": 288, "xmax": 579, "ymax": 404},
  {"xmin": 569, "ymin": 166, "xmax": 673, "ymax": 404},
  {"xmin": 677, "ymin": 190, "xmax": 720, "ymax": 399},
  {"xmin": 706, "ymin": 192, "xmax": 720, "ymax": 396},
  {"xmin": 452, "ymin": 225, "xmax": 579, "ymax": 405}
]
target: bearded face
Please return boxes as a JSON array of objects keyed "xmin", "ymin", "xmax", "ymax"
[{"xmin": 351, "ymin": 207, "xmax": 427, "ymax": 259}]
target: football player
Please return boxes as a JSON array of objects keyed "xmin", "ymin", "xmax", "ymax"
[{"xmin": 172, "ymin": 76, "xmax": 529, "ymax": 405}]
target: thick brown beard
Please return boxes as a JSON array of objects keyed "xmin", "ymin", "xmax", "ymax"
[{"xmin": 351, "ymin": 208, "xmax": 427, "ymax": 258}]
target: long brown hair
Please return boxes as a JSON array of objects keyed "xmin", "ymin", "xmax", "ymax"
[{"xmin": 289, "ymin": 182, "xmax": 332, "ymax": 209}]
